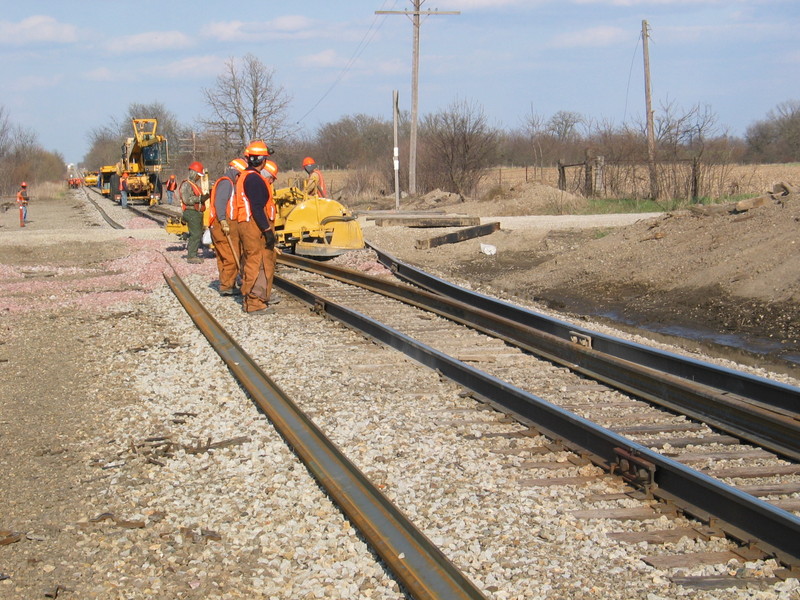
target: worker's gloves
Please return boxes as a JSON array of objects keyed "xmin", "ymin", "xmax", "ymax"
[
  {"xmin": 263, "ymin": 228, "xmax": 276, "ymax": 250},
  {"xmin": 219, "ymin": 219, "xmax": 230, "ymax": 235}
]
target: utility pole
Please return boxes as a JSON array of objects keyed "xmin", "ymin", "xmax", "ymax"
[
  {"xmin": 376, "ymin": 1, "xmax": 459, "ymax": 196},
  {"xmin": 392, "ymin": 90, "xmax": 400, "ymax": 210},
  {"xmin": 642, "ymin": 19, "xmax": 658, "ymax": 201}
]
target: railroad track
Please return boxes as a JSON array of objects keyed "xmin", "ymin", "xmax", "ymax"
[{"xmin": 82, "ymin": 187, "xmax": 800, "ymax": 596}]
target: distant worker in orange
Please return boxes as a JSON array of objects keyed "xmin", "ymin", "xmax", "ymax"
[
  {"xmin": 209, "ymin": 158, "xmax": 246, "ymax": 295},
  {"xmin": 235, "ymin": 140, "xmax": 277, "ymax": 315},
  {"xmin": 179, "ymin": 161, "xmax": 208, "ymax": 264},
  {"xmin": 119, "ymin": 172, "xmax": 129, "ymax": 208},
  {"xmin": 16, "ymin": 182, "xmax": 29, "ymax": 227},
  {"xmin": 165, "ymin": 174, "xmax": 177, "ymax": 205},
  {"xmin": 302, "ymin": 156, "xmax": 327, "ymax": 198}
]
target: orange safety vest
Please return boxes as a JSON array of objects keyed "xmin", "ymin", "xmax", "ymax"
[
  {"xmin": 179, "ymin": 179, "xmax": 205, "ymax": 211},
  {"xmin": 209, "ymin": 176, "xmax": 235, "ymax": 226},
  {"xmin": 233, "ymin": 171, "xmax": 277, "ymax": 225},
  {"xmin": 310, "ymin": 168, "xmax": 327, "ymax": 198},
  {"xmin": 165, "ymin": 178, "xmax": 177, "ymax": 191}
]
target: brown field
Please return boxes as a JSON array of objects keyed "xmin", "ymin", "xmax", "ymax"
[{"xmin": 279, "ymin": 163, "xmax": 800, "ymax": 205}]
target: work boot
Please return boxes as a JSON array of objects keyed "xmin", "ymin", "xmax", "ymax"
[
  {"xmin": 247, "ymin": 307, "xmax": 274, "ymax": 316},
  {"xmin": 219, "ymin": 288, "xmax": 236, "ymax": 297},
  {"xmin": 187, "ymin": 257, "xmax": 203, "ymax": 264},
  {"xmin": 267, "ymin": 292, "xmax": 282, "ymax": 305}
]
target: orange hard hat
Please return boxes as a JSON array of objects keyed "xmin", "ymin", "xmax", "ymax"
[
  {"xmin": 20, "ymin": 181, "xmax": 27, "ymax": 187},
  {"xmin": 123, "ymin": 172, "xmax": 129, "ymax": 177},
  {"xmin": 169, "ymin": 174, "xmax": 176, "ymax": 179},
  {"xmin": 263, "ymin": 160, "xmax": 279, "ymax": 179},
  {"xmin": 244, "ymin": 140, "xmax": 270, "ymax": 157},
  {"xmin": 229, "ymin": 158, "xmax": 247, "ymax": 172},
  {"xmin": 188, "ymin": 161, "xmax": 204, "ymax": 174},
  {"xmin": 302, "ymin": 156, "xmax": 315, "ymax": 167}
]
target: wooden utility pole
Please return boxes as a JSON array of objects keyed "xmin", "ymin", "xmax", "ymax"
[
  {"xmin": 376, "ymin": 1, "xmax": 459, "ymax": 196},
  {"xmin": 642, "ymin": 19, "xmax": 658, "ymax": 200},
  {"xmin": 392, "ymin": 90, "xmax": 400, "ymax": 210}
]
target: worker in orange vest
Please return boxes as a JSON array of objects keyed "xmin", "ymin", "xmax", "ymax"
[
  {"xmin": 234, "ymin": 140, "xmax": 276, "ymax": 314},
  {"xmin": 302, "ymin": 156, "xmax": 327, "ymax": 198},
  {"xmin": 165, "ymin": 174, "xmax": 178, "ymax": 205},
  {"xmin": 16, "ymin": 182, "xmax": 29, "ymax": 227},
  {"xmin": 179, "ymin": 162, "xmax": 207, "ymax": 264},
  {"xmin": 119, "ymin": 172, "xmax": 129, "ymax": 208},
  {"xmin": 209, "ymin": 158, "xmax": 246, "ymax": 295}
]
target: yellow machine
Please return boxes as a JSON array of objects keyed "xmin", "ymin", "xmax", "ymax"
[
  {"xmin": 272, "ymin": 185, "xmax": 364, "ymax": 258},
  {"xmin": 83, "ymin": 171, "xmax": 98, "ymax": 186},
  {"xmin": 99, "ymin": 118, "xmax": 169, "ymax": 205}
]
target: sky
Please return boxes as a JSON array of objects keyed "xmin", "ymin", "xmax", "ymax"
[{"xmin": 1, "ymin": 0, "xmax": 798, "ymax": 165}]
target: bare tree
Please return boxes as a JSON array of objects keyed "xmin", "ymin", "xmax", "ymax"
[
  {"xmin": 417, "ymin": 99, "xmax": 499, "ymax": 197},
  {"xmin": 201, "ymin": 54, "xmax": 292, "ymax": 153},
  {"xmin": 547, "ymin": 110, "xmax": 584, "ymax": 141}
]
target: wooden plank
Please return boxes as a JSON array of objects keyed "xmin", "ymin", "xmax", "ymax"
[
  {"xmin": 608, "ymin": 527, "xmax": 718, "ymax": 544},
  {"xmin": 704, "ymin": 464, "xmax": 800, "ymax": 479},
  {"xmin": 642, "ymin": 551, "xmax": 741, "ymax": 570},
  {"xmin": 571, "ymin": 507, "xmax": 661, "ymax": 521},
  {"xmin": 415, "ymin": 222, "xmax": 501, "ymax": 250},
  {"xmin": 519, "ymin": 461, "xmax": 576, "ymax": 470},
  {"xmin": 669, "ymin": 576, "xmax": 782, "ymax": 590},
  {"xmin": 735, "ymin": 482, "xmax": 800, "ymax": 496},
  {"xmin": 769, "ymin": 498, "xmax": 800, "ymax": 512},
  {"xmin": 635, "ymin": 434, "xmax": 740, "ymax": 449},
  {"xmin": 610, "ymin": 423, "xmax": 705, "ymax": 434},
  {"xmin": 666, "ymin": 449, "xmax": 775, "ymax": 463},
  {"xmin": 374, "ymin": 216, "xmax": 480, "ymax": 227},
  {"xmin": 519, "ymin": 476, "xmax": 597, "ymax": 487}
]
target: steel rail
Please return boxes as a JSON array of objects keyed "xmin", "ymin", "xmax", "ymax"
[
  {"xmin": 272, "ymin": 270, "xmax": 800, "ymax": 570},
  {"xmin": 277, "ymin": 254, "xmax": 800, "ymax": 462},
  {"xmin": 81, "ymin": 188, "xmax": 124, "ymax": 230},
  {"xmin": 163, "ymin": 272, "xmax": 487, "ymax": 600},
  {"xmin": 368, "ymin": 244, "xmax": 800, "ymax": 414}
]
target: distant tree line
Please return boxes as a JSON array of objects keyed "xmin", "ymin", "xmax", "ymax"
[
  {"xmin": 0, "ymin": 106, "xmax": 65, "ymax": 196},
  {"xmin": 78, "ymin": 53, "xmax": 800, "ymax": 200}
]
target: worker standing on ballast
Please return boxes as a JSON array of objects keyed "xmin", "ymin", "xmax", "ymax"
[
  {"xmin": 261, "ymin": 159, "xmax": 281, "ymax": 305},
  {"xmin": 301, "ymin": 156, "xmax": 327, "ymax": 198},
  {"xmin": 179, "ymin": 161, "xmax": 207, "ymax": 264},
  {"xmin": 16, "ymin": 182, "xmax": 29, "ymax": 227},
  {"xmin": 119, "ymin": 172, "xmax": 129, "ymax": 208},
  {"xmin": 209, "ymin": 158, "xmax": 246, "ymax": 295},
  {"xmin": 235, "ymin": 140, "xmax": 277, "ymax": 315},
  {"xmin": 165, "ymin": 174, "xmax": 177, "ymax": 205}
]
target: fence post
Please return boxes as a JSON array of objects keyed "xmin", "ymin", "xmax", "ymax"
[
  {"xmin": 691, "ymin": 158, "xmax": 699, "ymax": 203},
  {"xmin": 557, "ymin": 160, "xmax": 566, "ymax": 191},
  {"xmin": 584, "ymin": 160, "xmax": 593, "ymax": 197},
  {"xmin": 594, "ymin": 156, "xmax": 605, "ymax": 197}
]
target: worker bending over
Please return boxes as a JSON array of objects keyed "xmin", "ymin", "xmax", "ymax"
[
  {"xmin": 209, "ymin": 158, "xmax": 246, "ymax": 295},
  {"xmin": 179, "ymin": 161, "xmax": 208, "ymax": 264},
  {"xmin": 302, "ymin": 156, "xmax": 327, "ymax": 198},
  {"xmin": 235, "ymin": 141, "xmax": 277, "ymax": 315}
]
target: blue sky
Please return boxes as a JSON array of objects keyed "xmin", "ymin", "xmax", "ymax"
[{"xmin": 1, "ymin": 0, "xmax": 798, "ymax": 164}]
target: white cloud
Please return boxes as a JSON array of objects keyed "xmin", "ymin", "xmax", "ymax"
[
  {"xmin": 0, "ymin": 15, "xmax": 79, "ymax": 45},
  {"xmin": 436, "ymin": 0, "xmax": 536, "ymax": 8},
  {"xmin": 13, "ymin": 73, "xmax": 63, "ymax": 91},
  {"xmin": 107, "ymin": 31, "xmax": 193, "ymax": 54},
  {"xmin": 147, "ymin": 55, "xmax": 229, "ymax": 79},
  {"xmin": 551, "ymin": 25, "xmax": 627, "ymax": 48},
  {"xmin": 84, "ymin": 67, "xmax": 119, "ymax": 82},
  {"xmin": 298, "ymin": 49, "xmax": 340, "ymax": 69},
  {"xmin": 202, "ymin": 16, "xmax": 316, "ymax": 42}
]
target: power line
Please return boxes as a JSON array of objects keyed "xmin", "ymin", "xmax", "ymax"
[{"xmin": 295, "ymin": 1, "xmax": 398, "ymax": 124}]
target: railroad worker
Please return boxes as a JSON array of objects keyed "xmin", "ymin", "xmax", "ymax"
[
  {"xmin": 179, "ymin": 161, "xmax": 208, "ymax": 264},
  {"xmin": 261, "ymin": 159, "xmax": 281, "ymax": 305},
  {"xmin": 301, "ymin": 156, "xmax": 328, "ymax": 198},
  {"xmin": 16, "ymin": 182, "xmax": 28, "ymax": 227},
  {"xmin": 165, "ymin": 174, "xmax": 178, "ymax": 205},
  {"xmin": 209, "ymin": 158, "xmax": 247, "ymax": 295},
  {"xmin": 119, "ymin": 172, "xmax": 129, "ymax": 208},
  {"xmin": 234, "ymin": 140, "xmax": 277, "ymax": 315}
]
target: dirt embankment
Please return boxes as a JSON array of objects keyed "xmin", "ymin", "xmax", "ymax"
[{"xmin": 359, "ymin": 182, "xmax": 800, "ymax": 371}]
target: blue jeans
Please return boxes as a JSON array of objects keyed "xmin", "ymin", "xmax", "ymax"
[
  {"xmin": 167, "ymin": 190, "xmax": 174, "ymax": 205},
  {"xmin": 121, "ymin": 190, "xmax": 128, "ymax": 208}
]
